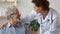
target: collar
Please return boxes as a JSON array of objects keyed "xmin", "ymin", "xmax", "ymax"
[
  {"xmin": 7, "ymin": 22, "xmax": 12, "ymax": 28},
  {"xmin": 7, "ymin": 21, "xmax": 21, "ymax": 28}
]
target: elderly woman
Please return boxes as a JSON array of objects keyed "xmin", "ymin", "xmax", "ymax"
[
  {"xmin": 0, "ymin": 6, "xmax": 20, "ymax": 29},
  {"xmin": 0, "ymin": 6, "xmax": 34, "ymax": 34}
]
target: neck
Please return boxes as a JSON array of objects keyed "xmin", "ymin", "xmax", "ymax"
[
  {"xmin": 9, "ymin": 20, "xmax": 17, "ymax": 26},
  {"xmin": 41, "ymin": 10, "xmax": 49, "ymax": 19}
]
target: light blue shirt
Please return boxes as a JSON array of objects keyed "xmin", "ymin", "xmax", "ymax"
[
  {"xmin": 0, "ymin": 21, "xmax": 27, "ymax": 34},
  {"xmin": 24, "ymin": 8, "xmax": 60, "ymax": 34}
]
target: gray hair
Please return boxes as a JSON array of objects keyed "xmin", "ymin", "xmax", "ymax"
[{"xmin": 6, "ymin": 6, "xmax": 17, "ymax": 19}]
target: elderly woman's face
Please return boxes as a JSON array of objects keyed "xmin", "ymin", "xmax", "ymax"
[
  {"xmin": 9, "ymin": 13, "xmax": 20, "ymax": 26},
  {"xmin": 12, "ymin": 13, "xmax": 18, "ymax": 19},
  {"xmin": 9, "ymin": 8, "xmax": 21, "ymax": 26}
]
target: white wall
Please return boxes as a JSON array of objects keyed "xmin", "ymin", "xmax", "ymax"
[
  {"xmin": 0, "ymin": 3, "xmax": 14, "ymax": 16},
  {"xmin": 17, "ymin": 0, "xmax": 60, "ymax": 19},
  {"xmin": 49, "ymin": 0, "xmax": 60, "ymax": 19},
  {"xmin": 0, "ymin": 0, "xmax": 60, "ymax": 18},
  {"xmin": 17, "ymin": 0, "xmax": 33, "ymax": 18}
]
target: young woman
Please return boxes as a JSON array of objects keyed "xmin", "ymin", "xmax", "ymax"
[
  {"xmin": 0, "ymin": 0, "xmax": 59, "ymax": 34},
  {"xmin": 24, "ymin": 0, "xmax": 59, "ymax": 34}
]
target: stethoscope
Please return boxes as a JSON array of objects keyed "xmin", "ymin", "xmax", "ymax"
[
  {"xmin": 40, "ymin": 11, "xmax": 53, "ymax": 33},
  {"xmin": 40, "ymin": 11, "xmax": 53, "ymax": 24}
]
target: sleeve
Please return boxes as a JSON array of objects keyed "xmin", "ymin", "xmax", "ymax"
[
  {"xmin": 44, "ymin": 16, "xmax": 59, "ymax": 34},
  {"xmin": 0, "ymin": 29, "xmax": 5, "ymax": 34},
  {"xmin": 23, "ymin": 10, "xmax": 37, "ymax": 23}
]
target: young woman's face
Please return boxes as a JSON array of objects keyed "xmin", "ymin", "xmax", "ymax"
[{"xmin": 32, "ymin": 3, "xmax": 42, "ymax": 13}]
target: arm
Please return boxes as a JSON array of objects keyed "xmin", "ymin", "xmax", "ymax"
[{"xmin": 23, "ymin": 10, "xmax": 37, "ymax": 23}]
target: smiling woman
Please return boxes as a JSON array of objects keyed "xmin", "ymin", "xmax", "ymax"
[{"xmin": 0, "ymin": 6, "xmax": 28, "ymax": 34}]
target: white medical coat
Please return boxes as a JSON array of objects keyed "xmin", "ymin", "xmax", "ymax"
[{"xmin": 24, "ymin": 8, "xmax": 59, "ymax": 34}]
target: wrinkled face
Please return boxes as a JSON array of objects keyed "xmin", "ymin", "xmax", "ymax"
[
  {"xmin": 9, "ymin": 8, "xmax": 21, "ymax": 26},
  {"xmin": 32, "ymin": 3, "xmax": 42, "ymax": 13},
  {"xmin": 11, "ymin": 13, "xmax": 18, "ymax": 22},
  {"xmin": 9, "ymin": 13, "xmax": 20, "ymax": 26}
]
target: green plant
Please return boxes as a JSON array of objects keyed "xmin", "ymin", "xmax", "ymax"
[{"xmin": 25, "ymin": 20, "xmax": 40, "ymax": 32}]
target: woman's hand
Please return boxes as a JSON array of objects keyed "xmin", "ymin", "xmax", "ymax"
[
  {"xmin": 0, "ymin": 22, "xmax": 7, "ymax": 29},
  {"xmin": 26, "ymin": 27, "xmax": 34, "ymax": 34}
]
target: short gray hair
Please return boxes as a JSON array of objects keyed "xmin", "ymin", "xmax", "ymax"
[{"xmin": 6, "ymin": 6, "xmax": 17, "ymax": 19}]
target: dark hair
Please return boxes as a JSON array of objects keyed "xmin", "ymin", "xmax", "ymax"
[{"xmin": 32, "ymin": 0, "xmax": 50, "ymax": 11}]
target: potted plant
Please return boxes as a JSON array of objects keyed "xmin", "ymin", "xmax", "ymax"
[{"xmin": 25, "ymin": 19, "xmax": 40, "ymax": 34}]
